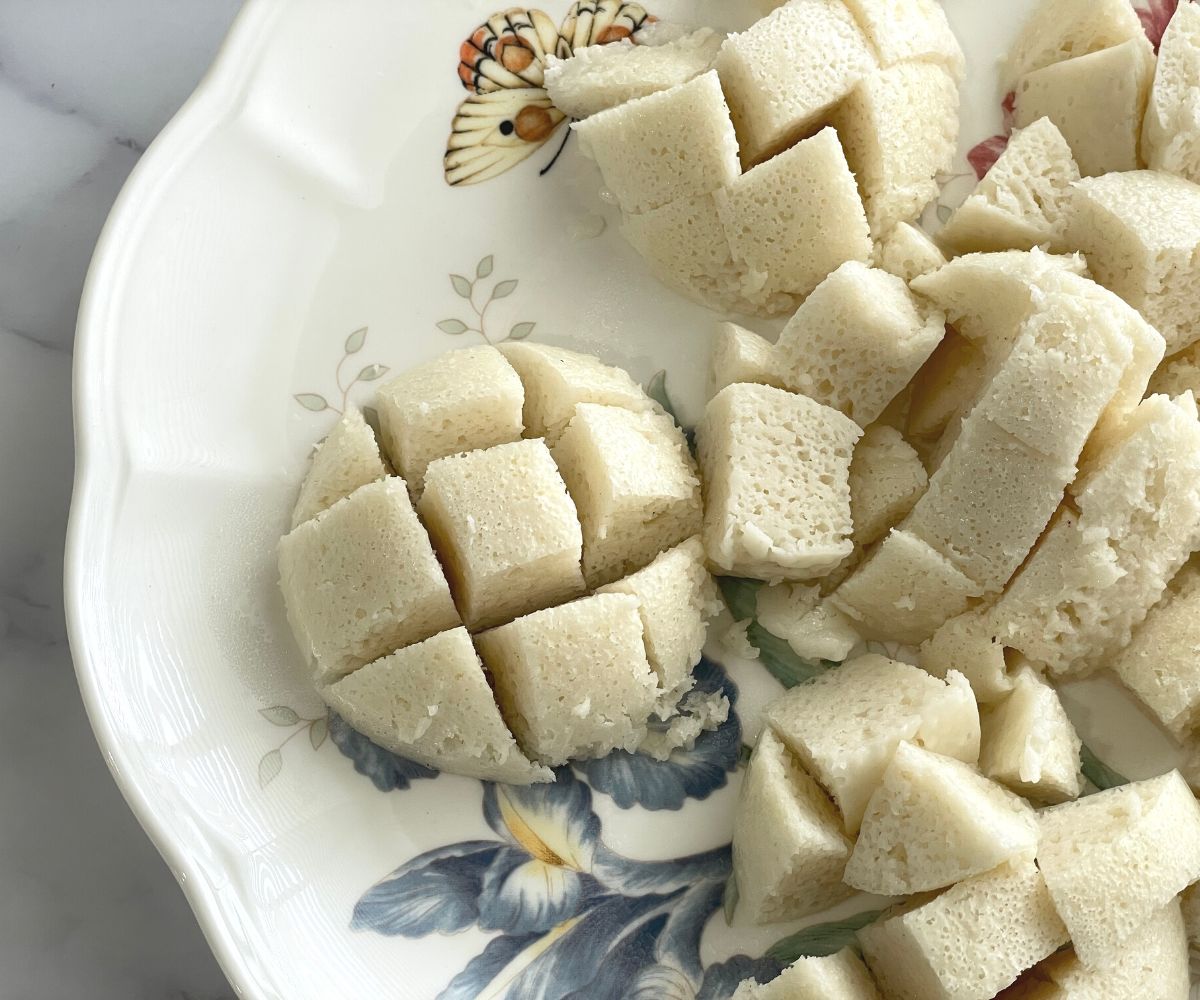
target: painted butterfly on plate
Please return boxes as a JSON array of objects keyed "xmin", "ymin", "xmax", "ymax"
[{"xmin": 445, "ymin": 1, "xmax": 656, "ymax": 186}]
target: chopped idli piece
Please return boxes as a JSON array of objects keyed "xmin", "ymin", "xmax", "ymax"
[
  {"xmin": 475, "ymin": 592, "xmax": 659, "ymax": 765},
  {"xmin": 572, "ymin": 70, "xmax": 740, "ymax": 214},
  {"xmin": 1110, "ymin": 561, "xmax": 1200, "ymax": 740},
  {"xmin": 907, "ymin": 330, "xmax": 988, "ymax": 441},
  {"xmin": 831, "ymin": 61, "xmax": 960, "ymax": 235},
  {"xmin": 715, "ymin": 0, "xmax": 874, "ymax": 166},
  {"xmin": 621, "ymin": 193, "xmax": 752, "ymax": 314},
  {"xmin": 1067, "ymin": 170, "xmax": 1200, "ymax": 355},
  {"xmin": 816, "ymin": 548, "xmax": 865, "ymax": 598},
  {"xmin": 983, "ymin": 511, "xmax": 1110, "ymax": 679},
  {"xmin": 842, "ymin": 0, "xmax": 964, "ymax": 78},
  {"xmin": 849, "ymin": 425, "xmax": 928, "ymax": 547},
  {"xmin": 830, "ymin": 529, "xmax": 984, "ymax": 646},
  {"xmin": 278, "ymin": 479, "xmax": 460, "ymax": 684},
  {"xmin": 418, "ymin": 439, "xmax": 585, "ymax": 631},
  {"xmin": 990, "ymin": 394, "xmax": 1200, "ymax": 676},
  {"xmin": 909, "ymin": 248, "xmax": 1087, "ymax": 346},
  {"xmin": 912, "ymin": 264, "xmax": 1155, "ymax": 464},
  {"xmin": 938, "ymin": 118, "xmax": 1080, "ymax": 256},
  {"xmin": 875, "ymin": 221, "xmax": 947, "ymax": 282},
  {"xmin": 732, "ymin": 948, "xmax": 882, "ymax": 999},
  {"xmin": 598, "ymin": 536, "xmax": 721, "ymax": 709},
  {"xmin": 1144, "ymin": 2, "xmax": 1200, "ymax": 183},
  {"xmin": 1039, "ymin": 267, "xmax": 1165, "ymax": 453},
  {"xmin": 920, "ymin": 608, "xmax": 1014, "ymax": 704},
  {"xmin": 721, "ymin": 619, "xmax": 759, "ymax": 661},
  {"xmin": 755, "ymin": 583, "xmax": 819, "ymax": 637},
  {"xmin": 1185, "ymin": 885, "xmax": 1200, "ymax": 946},
  {"xmin": 375, "ymin": 345, "xmax": 524, "ymax": 496},
  {"xmin": 921, "ymin": 415, "xmax": 966, "ymax": 473},
  {"xmin": 696, "ymin": 383, "xmax": 862, "ymax": 582},
  {"xmin": 756, "ymin": 583, "xmax": 862, "ymax": 662},
  {"xmin": 858, "ymin": 857, "xmax": 1069, "ymax": 1000},
  {"xmin": 1149, "ymin": 341, "xmax": 1200, "ymax": 397},
  {"xmin": 543, "ymin": 28, "xmax": 722, "ymax": 119},
  {"xmin": 979, "ymin": 665, "xmax": 1082, "ymax": 805},
  {"xmin": 1013, "ymin": 39, "xmax": 1155, "ymax": 178},
  {"xmin": 1036, "ymin": 770, "xmax": 1200, "ymax": 969},
  {"xmin": 969, "ymin": 284, "xmax": 1133, "ymax": 463},
  {"xmin": 621, "ymin": 197, "xmax": 802, "ymax": 316},
  {"xmin": 320, "ymin": 627, "xmax": 551, "ymax": 784},
  {"xmin": 1004, "ymin": 899, "xmax": 1190, "ymax": 1000},
  {"xmin": 903, "ymin": 417, "xmax": 1075, "ymax": 594},
  {"xmin": 637, "ymin": 684, "xmax": 730, "ymax": 761},
  {"xmin": 498, "ymin": 341, "xmax": 652, "ymax": 445},
  {"xmin": 553, "ymin": 403, "xmax": 701, "ymax": 588},
  {"xmin": 770, "ymin": 262, "xmax": 945, "ymax": 426},
  {"xmin": 846, "ymin": 742, "xmax": 1038, "ymax": 895},
  {"xmin": 732, "ymin": 729, "xmax": 854, "ymax": 925},
  {"xmin": 765, "ymin": 653, "xmax": 980, "ymax": 833},
  {"xmin": 632, "ymin": 20, "xmax": 702, "ymax": 46},
  {"xmin": 717, "ymin": 128, "xmax": 873, "ymax": 305},
  {"xmin": 290, "ymin": 407, "xmax": 387, "ymax": 528},
  {"xmin": 1002, "ymin": 0, "xmax": 1146, "ymax": 92},
  {"xmin": 708, "ymin": 322, "xmax": 780, "ymax": 396}
]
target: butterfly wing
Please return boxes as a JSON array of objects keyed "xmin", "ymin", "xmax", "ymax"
[
  {"xmin": 444, "ymin": 3, "xmax": 655, "ymax": 186},
  {"xmin": 445, "ymin": 88, "xmax": 567, "ymax": 186},
  {"xmin": 556, "ymin": 1, "xmax": 656, "ymax": 57},
  {"xmin": 458, "ymin": 8, "xmax": 562, "ymax": 93}
]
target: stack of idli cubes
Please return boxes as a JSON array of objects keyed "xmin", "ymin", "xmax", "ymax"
[
  {"xmin": 279, "ymin": 343, "xmax": 723, "ymax": 782},
  {"xmin": 555, "ymin": 0, "xmax": 963, "ymax": 316}
]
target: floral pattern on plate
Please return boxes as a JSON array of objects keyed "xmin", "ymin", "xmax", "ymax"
[
  {"xmin": 576, "ymin": 657, "xmax": 742, "ymax": 811},
  {"xmin": 351, "ymin": 760, "xmax": 781, "ymax": 999}
]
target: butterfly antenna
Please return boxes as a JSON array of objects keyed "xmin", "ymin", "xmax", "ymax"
[{"xmin": 539, "ymin": 123, "xmax": 574, "ymax": 177}]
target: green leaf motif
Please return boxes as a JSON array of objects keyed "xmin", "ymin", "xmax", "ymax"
[
  {"xmin": 260, "ymin": 705, "xmax": 300, "ymax": 727},
  {"xmin": 477, "ymin": 255, "xmax": 494, "ymax": 279},
  {"xmin": 492, "ymin": 278, "xmax": 519, "ymax": 300},
  {"xmin": 437, "ymin": 319, "xmax": 469, "ymax": 335},
  {"xmin": 766, "ymin": 909, "xmax": 885, "ymax": 964},
  {"xmin": 508, "ymin": 321, "xmax": 536, "ymax": 341},
  {"xmin": 357, "ymin": 363, "xmax": 389, "ymax": 382},
  {"xmin": 344, "ymin": 326, "xmax": 367, "ymax": 354},
  {"xmin": 258, "ymin": 749, "xmax": 283, "ymax": 788},
  {"xmin": 715, "ymin": 577, "xmax": 836, "ymax": 688},
  {"xmin": 450, "ymin": 274, "xmax": 473, "ymax": 298},
  {"xmin": 723, "ymin": 872, "xmax": 739, "ymax": 925},
  {"xmin": 716, "ymin": 576, "xmax": 763, "ymax": 624},
  {"xmin": 750, "ymin": 622, "xmax": 836, "ymax": 688},
  {"xmin": 309, "ymin": 716, "xmax": 328, "ymax": 750},
  {"xmin": 1081, "ymin": 744, "xmax": 1129, "ymax": 792},
  {"xmin": 294, "ymin": 392, "xmax": 328, "ymax": 412}
]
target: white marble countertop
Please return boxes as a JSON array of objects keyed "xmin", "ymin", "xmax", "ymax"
[{"xmin": 1, "ymin": 2, "xmax": 242, "ymax": 995}]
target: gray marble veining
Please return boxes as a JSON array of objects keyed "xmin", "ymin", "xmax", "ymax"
[{"xmin": 0, "ymin": 2, "xmax": 242, "ymax": 996}]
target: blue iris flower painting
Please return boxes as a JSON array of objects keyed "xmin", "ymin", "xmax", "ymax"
[{"xmin": 334, "ymin": 656, "xmax": 781, "ymax": 998}]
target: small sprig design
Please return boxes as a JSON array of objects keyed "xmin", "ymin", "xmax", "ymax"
[
  {"xmin": 437, "ymin": 255, "xmax": 536, "ymax": 345},
  {"xmin": 294, "ymin": 326, "xmax": 389, "ymax": 415},
  {"xmin": 257, "ymin": 705, "xmax": 328, "ymax": 787}
]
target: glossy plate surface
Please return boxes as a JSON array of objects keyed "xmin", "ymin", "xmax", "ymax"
[{"xmin": 66, "ymin": 1, "xmax": 1186, "ymax": 996}]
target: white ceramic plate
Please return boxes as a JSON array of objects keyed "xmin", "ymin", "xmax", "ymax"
[{"xmin": 66, "ymin": 1, "xmax": 1189, "ymax": 997}]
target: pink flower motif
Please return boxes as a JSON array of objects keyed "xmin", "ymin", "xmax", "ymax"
[
  {"xmin": 1138, "ymin": 0, "xmax": 1181, "ymax": 52},
  {"xmin": 965, "ymin": 91, "xmax": 1017, "ymax": 180}
]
